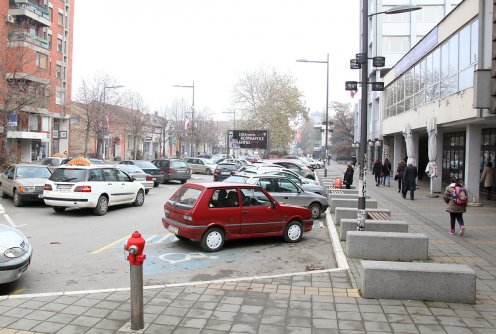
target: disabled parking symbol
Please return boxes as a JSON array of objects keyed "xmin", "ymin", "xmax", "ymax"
[{"xmin": 158, "ymin": 252, "xmax": 219, "ymax": 265}]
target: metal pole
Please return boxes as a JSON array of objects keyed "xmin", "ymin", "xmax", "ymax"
[
  {"xmin": 130, "ymin": 264, "xmax": 144, "ymax": 330},
  {"xmin": 324, "ymin": 53, "xmax": 329, "ymax": 175},
  {"xmin": 357, "ymin": 0, "xmax": 368, "ymax": 232},
  {"xmin": 102, "ymin": 88, "xmax": 106, "ymax": 160},
  {"xmin": 191, "ymin": 81, "xmax": 195, "ymax": 157}
]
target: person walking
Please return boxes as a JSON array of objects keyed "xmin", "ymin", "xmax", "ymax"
[
  {"xmin": 480, "ymin": 162, "xmax": 494, "ymax": 200},
  {"xmin": 343, "ymin": 163, "xmax": 354, "ymax": 189},
  {"xmin": 443, "ymin": 178, "xmax": 467, "ymax": 235},
  {"xmin": 402, "ymin": 159, "xmax": 418, "ymax": 200},
  {"xmin": 396, "ymin": 160, "xmax": 406, "ymax": 193},
  {"xmin": 372, "ymin": 159, "xmax": 383, "ymax": 186},
  {"xmin": 382, "ymin": 158, "xmax": 392, "ymax": 187}
]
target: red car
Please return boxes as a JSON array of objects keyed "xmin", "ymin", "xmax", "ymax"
[{"xmin": 162, "ymin": 182, "xmax": 313, "ymax": 251}]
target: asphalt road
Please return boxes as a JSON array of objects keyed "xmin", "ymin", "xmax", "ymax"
[{"xmin": 0, "ymin": 174, "xmax": 336, "ymax": 296}]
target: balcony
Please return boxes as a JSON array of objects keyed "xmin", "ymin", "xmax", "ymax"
[
  {"xmin": 8, "ymin": 1, "xmax": 51, "ymax": 27},
  {"xmin": 8, "ymin": 31, "xmax": 50, "ymax": 51}
]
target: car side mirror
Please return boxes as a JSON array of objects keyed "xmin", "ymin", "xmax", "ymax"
[
  {"xmin": 271, "ymin": 201, "xmax": 277, "ymax": 209},
  {"xmin": 7, "ymin": 174, "xmax": 13, "ymax": 180}
]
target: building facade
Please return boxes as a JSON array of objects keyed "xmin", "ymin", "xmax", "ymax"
[
  {"xmin": 0, "ymin": 0, "xmax": 73, "ymax": 163},
  {"xmin": 381, "ymin": 0, "xmax": 495, "ymax": 201}
]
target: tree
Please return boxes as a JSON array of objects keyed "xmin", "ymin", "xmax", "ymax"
[
  {"xmin": 123, "ymin": 92, "xmax": 149, "ymax": 159},
  {"xmin": 233, "ymin": 69, "xmax": 307, "ymax": 153},
  {"xmin": 329, "ymin": 101, "xmax": 354, "ymax": 158}
]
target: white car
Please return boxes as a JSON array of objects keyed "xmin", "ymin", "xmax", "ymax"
[
  {"xmin": 43, "ymin": 165, "xmax": 145, "ymax": 216},
  {"xmin": 0, "ymin": 224, "xmax": 32, "ymax": 284}
]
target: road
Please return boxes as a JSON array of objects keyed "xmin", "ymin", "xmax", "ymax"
[{"xmin": 0, "ymin": 174, "xmax": 336, "ymax": 296}]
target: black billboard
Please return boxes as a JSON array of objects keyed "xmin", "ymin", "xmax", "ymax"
[{"xmin": 229, "ymin": 130, "xmax": 268, "ymax": 149}]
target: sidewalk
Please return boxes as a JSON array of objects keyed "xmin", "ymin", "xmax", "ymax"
[{"xmin": 0, "ymin": 161, "xmax": 495, "ymax": 333}]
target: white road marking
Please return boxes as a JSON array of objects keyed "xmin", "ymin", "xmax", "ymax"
[
  {"xmin": 158, "ymin": 252, "xmax": 219, "ymax": 265},
  {"xmin": 3, "ymin": 213, "xmax": 26, "ymax": 228}
]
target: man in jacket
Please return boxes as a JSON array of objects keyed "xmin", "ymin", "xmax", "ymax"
[{"xmin": 402, "ymin": 159, "xmax": 418, "ymax": 200}]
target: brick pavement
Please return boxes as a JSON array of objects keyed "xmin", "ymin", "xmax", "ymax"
[{"xmin": 0, "ymin": 160, "xmax": 495, "ymax": 333}]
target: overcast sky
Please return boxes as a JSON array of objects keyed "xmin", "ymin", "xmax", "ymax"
[{"xmin": 72, "ymin": 0, "xmax": 360, "ymax": 119}]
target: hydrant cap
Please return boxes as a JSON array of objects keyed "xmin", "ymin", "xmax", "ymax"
[{"xmin": 132, "ymin": 231, "xmax": 142, "ymax": 238}]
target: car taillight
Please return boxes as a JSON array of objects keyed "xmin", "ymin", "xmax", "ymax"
[
  {"xmin": 44, "ymin": 184, "xmax": 52, "ymax": 191},
  {"xmin": 168, "ymin": 168, "xmax": 173, "ymax": 175},
  {"xmin": 164, "ymin": 207, "xmax": 169, "ymax": 216},
  {"xmin": 146, "ymin": 176, "xmax": 153, "ymax": 181},
  {"xmin": 214, "ymin": 170, "xmax": 220, "ymax": 175},
  {"xmin": 159, "ymin": 170, "xmax": 164, "ymax": 175},
  {"xmin": 74, "ymin": 185, "xmax": 91, "ymax": 192},
  {"xmin": 183, "ymin": 214, "xmax": 192, "ymax": 221},
  {"xmin": 188, "ymin": 167, "xmax": 192, "ymax": 174}
]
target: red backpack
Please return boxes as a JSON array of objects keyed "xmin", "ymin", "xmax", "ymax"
[
  {"xmin": 334, "ymin": 177, "xmax": 343, "ymax": 189},
  {"xmin": 453, "ymin": 186, "xmax": 468, "ymax": 206}
]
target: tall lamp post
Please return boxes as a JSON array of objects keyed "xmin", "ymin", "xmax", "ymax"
[
  {"xmin": 173, "ymin": 81, "xmax": 195, "ymax": 157},
  {"xmin": 223, "ymin": 110, "xmax": 236, "ymax": 157},
  {"xmin": 296, "ymin": 53, "xmax": 330, "ymax": 177},
  {"xmin": 351, "ymin": 4, "xmax": 421, "ymax": 231},
  {"xmin": 102, "ymin": 85, "xmax": 124, "ymax": 160}
]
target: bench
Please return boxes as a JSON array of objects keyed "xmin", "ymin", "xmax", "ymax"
[
  {"xmin": 329, "ymin": 190, "xmax": 344, "ymax": 195},
  {"xmin": 330, "ymin": 198, "xmax": 378, "ymax": 213},
  {"xmin": 367, "ymin": 211, "xmax": 391, "ymax": 220},
  {"xmin": 334, "ymin": 208, "xmax": 392, "ymax": 226},
  {"xmin": 361, "ymin": 260, "xmax": 476, "ymax": 304},
  {"xmin": 339, "ymin": 219, "xmax": 408, "ymax": 241},
  {"xmin": 346, "ymin": 231, "xmax": 428, "ymax": 261}
]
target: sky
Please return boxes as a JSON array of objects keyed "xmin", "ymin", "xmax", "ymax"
[{"xmin": 72, "ymin": 0, "xmax": 360, "ymax": 120}]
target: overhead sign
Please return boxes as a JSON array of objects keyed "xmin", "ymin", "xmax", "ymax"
[{"xmin": 229, "ymin": 130, "xmax": 268, "ymax": 149}]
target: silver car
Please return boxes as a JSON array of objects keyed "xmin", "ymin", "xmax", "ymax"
[
  {"xmin": 116, "ymin": 164, "xmax": 154, "ymax": 194},
  {"xmin": 185, "ymin": 157, "xmax": 217, "ymax": 175},
  {"xmin": 0, "ymin": 224, "xmax": 32, "ymax": 284},
  {"xmin": 224, "ymin": 174, "xmax": 328, "ymax": 218},
  {"xmin": 259, "ymin": 170, "xmax": 327, "ymax": 196},
  {"xmin": 0, "ymin": 164, "xmax": 52, "ymax": 206}
]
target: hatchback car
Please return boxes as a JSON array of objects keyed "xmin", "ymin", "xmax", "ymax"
[
  {"xmin": 185, "ymin": 157, "xmax": 217, "ymax": 175},
  {"xmin": 0, "ymin": 164, "xmax": 52, "ymax": 206},
  {"xmin": 43, "ymin": 165, "xmax": 145, "ymax": 215},
  {"xmin": 116, "ymin": 164, "xmax": 154, "ymax": 194},
  {"xmin": 162, "ymin": 182, "xmax": 313, "ymax": 252},
  {"xmin": 120, "ymin": 160, "xmax": 164, "ymax": 187},
  {"xmin": 258, "ymin": 170, "xmax": 327, "ymax": 196},
  {"xmin": 268, "ymin": 159, "xmax": 315, "ymax": 179},
  {"xmin": 0, "ymin": 224, "xmax": 32, "ymax": 284},
  {"xmin": 151, "ymin": 158, "xmax": 192, "ymax": 184},
  {"xmin": 213, "ymin": 162, "xmax": 239, "ymax": 181},
  {"xmin": 224, "ymin": 174, "xmax": 328, "ymax": 219}
]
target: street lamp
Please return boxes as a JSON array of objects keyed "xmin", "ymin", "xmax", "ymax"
[
  {"xmin": 173, "ymin": 81, "xmax": 195, "ymax": 157},
  {"xmin": 102, "ymin": 85, "xmax": 124, "ymax": 160},
  {"xmin": 355, "ymin": 3, "xmax": 421, "ymax": 231},
  {"xmin": 297, "ymin": 53, "xmax": 330, "ymax": 177},
  {"xmin": 223, "ymin": 110, "xmax": 236, "ymax": 157}
]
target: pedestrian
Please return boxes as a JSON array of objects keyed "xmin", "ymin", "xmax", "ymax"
[
  {"xmin": 443, "ymin": 178, "xmax": 467, "ymax": 235},
  {"xmin": 372, "ymin": 159, "xmax": 383, "ymax": 186},
  {"xmin": 402, "ymin": 159, "xmax": 418, "ymax": 200},
  {"xmin": 352, "ymin": 156, "xmax": 357, "ymax": 168},
  {"xmin": 480, "ymin": 162, "xmax": 494, "ymax": 200},
  {"xmin": 396, "ymin": 160, "xmax": 406, "ymax": 193},
  {"xmin": 343, "ymin": 163, "xmax": 354, "ymax": 189},
  {"xmin": 382, "ymin": 158, "xmax": 392, "ymax": 187}
]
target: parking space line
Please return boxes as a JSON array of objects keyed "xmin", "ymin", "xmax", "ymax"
[{"xmin": 91, "ymin": 235, "xmax": 129, "ymax": 255}]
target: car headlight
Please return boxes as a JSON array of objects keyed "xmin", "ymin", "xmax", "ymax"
[
  {"xmin": 4, "ymin": 246, "xmax": 27, "ymax": 258},
  {"xmin": 19, "ymin": 185, "xmax": 35, "ymax": 193}
]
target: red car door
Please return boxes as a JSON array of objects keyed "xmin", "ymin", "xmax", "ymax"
[{"xmin": 239, "ymin": 187, "xmax": 283, "ymax": 234}]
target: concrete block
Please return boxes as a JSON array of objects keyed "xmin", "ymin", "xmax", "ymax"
[
  {"xmin": 346, "ymin": 231, "xmax": 428, "ymax": 261},
  {"xmin": 328, "ymin": 193, "xmax": 369, "ymax": 201},
  {"xmin": 361, "ymin": 260, "xmax": 476, "ymax": 304},
  {"xmin": 330, "ymin": 198, "xmax": 378, "ymax": 213},
  {"xmin": 334, "ymin": 208, "xmax": 391, "ymax": 226},
  {"xmin": 339, "ymin": 219, "xmax": 408, "ymax": 241}
]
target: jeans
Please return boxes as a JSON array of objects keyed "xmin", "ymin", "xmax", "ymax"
[
  {"xmin": 382, "ymin": 175, "xmax": 390, "ymax": 186},
  {"xmin": 450, "ymin": 212, "xmax": 464, "ymax": 229},
  {"xmin": 375, "ymin": 174, "xmax": 381, "ymax": 185}
]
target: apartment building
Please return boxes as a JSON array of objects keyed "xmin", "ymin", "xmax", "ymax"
[
  {"xmin": 0, "ymin": 0, "xmax": 73, "ymax": 163},
  {"xmin": 381, "ymin": 0, "xmax": 495, "ymax": 200}
]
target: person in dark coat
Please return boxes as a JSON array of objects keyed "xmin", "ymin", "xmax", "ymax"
[
  {"xmin": 402, "ymin": 159, "xmax": 418, "ymax": 200},
  {"xmin": 443, "ymin": 178, "xmax": 467, "ymax": 235},
  {"xmin": 396, "ymin": 160, "xmax": 406, "ymax": 193},
  {"xmin": 381, "ymin": 158, "xmax": 392, "ymax": 187},
  {"xmin": 343, "ymin": 163, "xmax": 354, "ymax": 189},
  {"xmin": 372, "ymin": 159, "xmax": 383, "ymax": 186}
]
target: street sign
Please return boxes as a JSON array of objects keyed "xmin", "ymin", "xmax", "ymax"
[
  {"xmin": 229, "ymin": 130, "xmax": 268, "ymax": 149},
  {"xmin": 373, "ymin": 56, "xmax": 385, "ymax": 67},
  {"xmin": 350, "ymin": 59, "xmax": 361, "ymax": 69},
  {"xmin": 345, "ymin": 81, "xmax": 358, "ymax": 91},
  {"xmin": 371, "ymin": 82, "xmax": 384, "ymax": 91},
  {"xmin": 356, "ymin": 53, "xmax": 367, "ymax": 64}
]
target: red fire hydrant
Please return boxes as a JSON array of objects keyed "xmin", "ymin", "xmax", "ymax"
[{"xmin": 124, "ymin": 231, "xmax": 146, "ymax": 330}]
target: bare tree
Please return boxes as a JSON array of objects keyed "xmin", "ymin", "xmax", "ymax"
[
  {"xmin": 329, "ymin": 101, "xmax": 354, "ymax": 158},
  {"xmin": 123, "ymin": 92, "xmax": 148, "ymax": 159},
  {"xmin": 161, "ymin": 99, "xmax": 189, "ymax": 157}
]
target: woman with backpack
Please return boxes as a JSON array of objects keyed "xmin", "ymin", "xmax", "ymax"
[{"xmin": 443, "ymin": 178, "xmax": 467, "ymax": 236}]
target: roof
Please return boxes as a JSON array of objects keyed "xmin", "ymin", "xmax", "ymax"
[{"xmin": 182, "ymin": 182, "xmax": 263, "ymax": 189}]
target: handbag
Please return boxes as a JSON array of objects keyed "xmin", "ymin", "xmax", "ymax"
[{"xmin": 394, "ymin": 172, "xmax": 399, "ymax": 181}]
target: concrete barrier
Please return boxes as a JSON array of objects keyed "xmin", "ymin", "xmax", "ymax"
[
  {"xmin": 339, "ymin": 219, "xmax": 408, "ymax": 241},
  {"xmin": 334, "ymin": 208, "xmax": 391, "ymax": 226},
  {"xmin": 330, "ymin": 198, "xmax": 378, "ymax": 213},
  {"xmin": 328, "ymin": 189, "xmax": 358, "ymax": 196},
  {"xmin": 328, "ymin": 193, "xmax": 368, "ymax": 201},
  {"xmin": 346, "ymin": 231, "xmax": 428, "ymax": 261},
  {"xmin": 360, "ymin": 260, "xmax": 476, "ymax": 304}
]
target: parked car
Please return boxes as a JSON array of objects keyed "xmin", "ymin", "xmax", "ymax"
[
  {"xmin": 0, "ymin": 164, "xmax": 52, "ymax": 206},
  {"xmin": 39, "ymin": 156, "xmax": 72, "ymax": 172},
  {"xmin": 151, "ymin": 158, "xmax": 192, "ymax": 184},
  {"xmin": 0, "ymin": 224, "xmax": 32, "ymax": 284},
  {"xmin": 213, "ymin": 162, "xmax": 239, "ymax": 181},
  {"xmin": 223, "ymin": 174, "xmax": 328, "ymax": 218},
  {"xmin": 162, "ymin": 182, "xmax": 313, "ymax": 251},
  {"xmin": 185, "ymin": 157, "xmax": 217, "ymax": 175},
  {"xmin": 268, "ymin": 159, "xmax": 315, "ymax": 179},
  {"xmin": 116, "ymin": 164, "xmax": 154, "ymax": 194},
  {"xmin": 258, "ymin": 170, "xmax": 327, "ymax": 196},
  {"xmin": 43, "ymin": 165, "xmax": 145, "ymax": 215},
  {"xmin": 120, "ymin": 160, "xmax": 164, "ymax": 187}
]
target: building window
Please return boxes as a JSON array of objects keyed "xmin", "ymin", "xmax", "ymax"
[
  {"xmin": 56, "ymin": 65, "xmax": 63, "ymax": 79},
  {"xmin": 481, "ymin": 128, "xmax": 496, "ymax": 175},
  {"xmin": 382, "ymin": 36, "xmax": 410, "ymax": 54},
  {"xmin": 382, "ymin": 6, "xmax": 411, "ymax": 23},
  {"xmin": 442, "ymin": 132, "xmax": 465, "ymax": 184},
  {"xmin": 57, "ymin": 38, "xmax": 63, "ymax": 52},
  {"xmin": 415, "ymin": 5, "xmax": 444, "ymax": 24},
  {"xmin": 55, "ymin": 89, "xmax": 63, "ymax": 105},
  {"xmin": 36, "ymin": 52, "xmax": 47, "ymax": 69},
  {"xmin": 28, "ymin": 115, "xmax": 39, "ymax": 131},
  {"xmin": 57, "ymin": 12, "xmax": 63, "ymax": 26}
]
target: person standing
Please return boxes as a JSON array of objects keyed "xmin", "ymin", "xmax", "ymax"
[
  {"xmin": 480, "ymin": 162, "xmax": 494, "ymax": 200},
  {"xmin": 402, "ymin": 159, "xmax": 418, "ymax": 200},
  {"xmin": 343, "ymin": 163, "xmax": 354, "ymax": 189},
  {"xmin": 443, "ymin": 178, "xmax": 467, "ymax": 235},
  {"xmin": 382, "ymin": 158, "xmax": 392, "ymax": 187},
  {"xmin": 396, "ymin": 160, "xmax": 406, "ymax": 193},
  {"xmin": 372, "ymin": 159, "xmax": 383, "ymax": 186}
]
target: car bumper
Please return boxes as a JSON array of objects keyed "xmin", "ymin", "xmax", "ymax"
[
  {"xmin": 141, "ymin": 181, "xmax": 154, "ymax": 190},
  {"xmin": 18, "ymin": 192, "xmax": 45, "ymax": 202},
  {"xmin": 0, "ymin": 252, "xmax": 32, "ymax": 284},
  {"xmin": 303, "ymin": 219, "xmax": 313, "ymax": 232},
  {"xmin": 43, "ymin": 191, "xmax": 96, "ymax": 208},
  {"xmin": 162, "ymin": 217, "xmax": 206, "ymax": 241}
]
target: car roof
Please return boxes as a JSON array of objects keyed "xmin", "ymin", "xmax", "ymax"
[
  {"xmin": 182, "ymin": 182, "xmax": 263, "ymax": 189},
  {"xmin": 216, "ymin": 162, "xmax": 238, "ymax": 166},
  {"xmin": 12, "ymin": 164, "xmax": 50, "ymax": 167},
  {"xmin": 56, "ymin": 164, "xmax": 116, "ymax": 169}
]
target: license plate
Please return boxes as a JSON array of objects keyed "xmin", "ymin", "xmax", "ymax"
[
  {"xmin": 168, "ymin": 225, "xmax": 179, "ymax": 234},
  {"xmin": 38, "ymin": 194, "xmax": 43, "ymax": 199},
  {"xmin": 57, "ymin": 184, "xmax": 72, "ymax": 190},
  {"xmin": 221, "ymin": 172, "xmax": 230, "ymax": 175}
]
